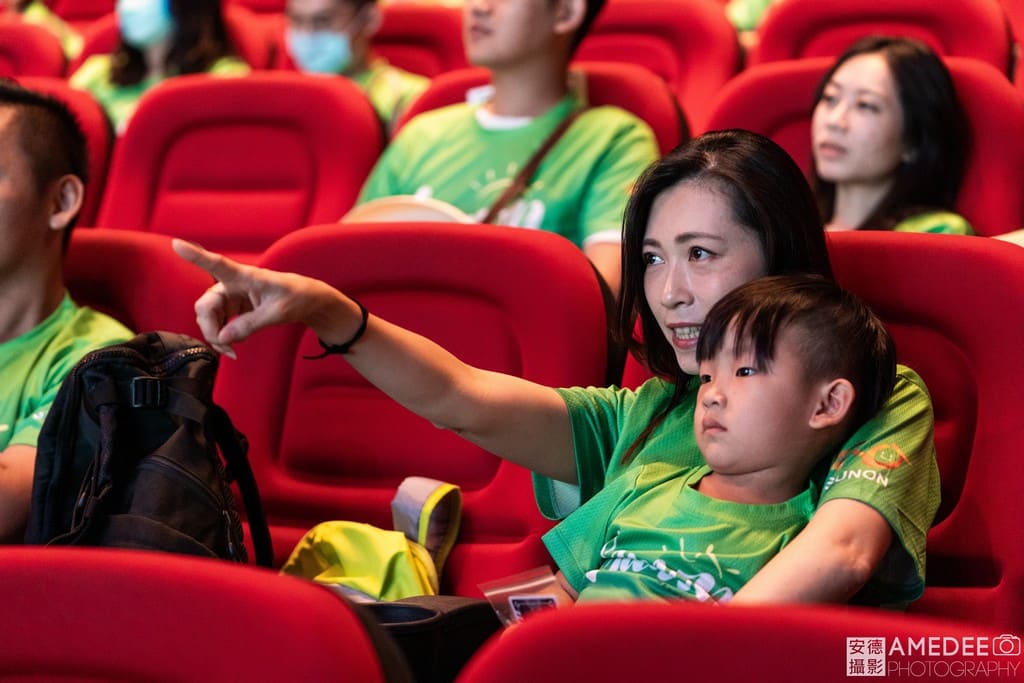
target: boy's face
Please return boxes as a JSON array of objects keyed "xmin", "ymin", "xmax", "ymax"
[
  {"xmin": 0, "ymin": 108, "xmax": 54, "ymax": 281},
  {"xmin": 287, "ymin": 0, "xmax": 365, "ymax": 34},
  {"xmin": 462, "ymin": 0, "xmax": 562, "ymax": 69},
  {"xmin": 695, "ymin": 324, "xmax": 824, "ymax": 480}
]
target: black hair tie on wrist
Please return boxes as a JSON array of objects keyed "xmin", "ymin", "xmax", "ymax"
[{"xmin": 303, "ymin": 298, "xmax": 369, "ymax": 360}]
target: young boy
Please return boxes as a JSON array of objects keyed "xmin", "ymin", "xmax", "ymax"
[{"xmin": 546, "ymin": 274, "xmax": 897, "ymax": 602}]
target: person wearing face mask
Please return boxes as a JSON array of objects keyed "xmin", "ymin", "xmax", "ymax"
[
  {"xmin": 811, "ymin": 36, "xmax": 973, "ymax": 234},
  {"xmin": 69, "ymin": 0, "xmax": 250, "ymax": 134},
  {"xmin": 283, "ymin": 0, "xmax": 428, "ymax": 134}
]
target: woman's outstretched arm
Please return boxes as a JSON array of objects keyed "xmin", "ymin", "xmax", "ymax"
[{"xmin": 173, "ymin": 239, "xmax": 579, "ymax": 484}]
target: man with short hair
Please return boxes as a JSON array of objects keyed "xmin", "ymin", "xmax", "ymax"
[
  {"xmin": 357, "ymin": 0, "xmax": 660, "ymax": 296},
  {"xmin": 0, "ymin": 82, "xmax": 132, "ymax": 542},
  {"xmin": 284, "ymin": 0, "xmax": 429, "ymax": 132}
]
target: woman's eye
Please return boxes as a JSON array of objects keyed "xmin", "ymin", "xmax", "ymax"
[
  {"xmin": 699, "ymin": 374, "xmax": 712, "ymax": 384},
  {"xmin": 736, "ymin": 367, "xmax": 757, "ymax": 377},
  {"xmin": 688, "ymin": 246, "xmax": 711, "ymax": 261},
  {"xmin": 642, "ymin": 252, "xmax": 664, "ymax": 266},
  {"xmin": 820, "ymin": 93, "xmax": 838, "ymax": 106},
  {"xmin": 857, "ymin": 101, "xmax": 880, "ymax": 113}
]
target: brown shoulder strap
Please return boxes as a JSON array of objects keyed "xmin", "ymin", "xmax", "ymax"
[{"xmin": 481, "ymin": 107, "xmax": 587, "ymax": 225}]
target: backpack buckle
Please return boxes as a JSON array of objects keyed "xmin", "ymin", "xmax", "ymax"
[{"xmin": 130, "ymin": 376, "xmax": 166, "ymax": 408}]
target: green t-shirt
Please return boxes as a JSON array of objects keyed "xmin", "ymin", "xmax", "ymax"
[
  {"xmin": 547, "ymin": 464, "xmax": 816, "ymax": 602},
  {"xmin": 1, "ymin": 294, "xmax": 133, "ymax": 451},
  {"xmin": 69, "ymin": 54, "xmax": 250, "ymax": 134},
  {"xmin": 350, "ymin": 58, "xmax": 428, "ymax": 135},
  {"xmin": 358, "ymin": 94, "xmax": 659, "ymax": 247},
  {"xmin": 536, "ymin": 367, "xmax": 940, "ymax": 606},
  {"xmin": 893, "ymin": 211, "xmax": 974, "ymax": 235}
]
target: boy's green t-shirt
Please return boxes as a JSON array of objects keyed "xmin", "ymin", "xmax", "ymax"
[
  {"xmin": 350, "ymin": 58, "xmax": 428, "ymax": 134},
  {"xmin": 1, "ymin": 294, "xmax": 133, "ymax": 451},
  {"xmin": 536, "ymin": 368, "xmax": 940, "ymax": 606},
  {"xmin": 358, "ymin": 95, "xmax": 659, "ymax": 248}
]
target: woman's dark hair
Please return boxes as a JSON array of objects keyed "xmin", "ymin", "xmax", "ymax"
[
  {"xmin": 111, "ymin": 0, "xmax": 239, "ymax": 86},
  {"xmin": 812, "ymin": 35, "xmax": 969, "ymax": 230},
  {"xmin": 696, "ymin": 274, "xmax": 896, "ymax": 434},
  {"xmin": 616, "ymin": 130, "xmax": 828, "ymax": 464}
]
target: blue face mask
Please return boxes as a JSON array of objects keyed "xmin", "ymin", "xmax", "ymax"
[
  {"xmin": 117, "ymin": 0, "xmax": 174, "ymax": 49},
  {"xmin": 286, "ymin": 28, "xmax": 353, "ymax": 75}
]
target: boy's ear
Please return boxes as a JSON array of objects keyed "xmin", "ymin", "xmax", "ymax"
[
  {"xmin": 48, "ymin": 174, "xmax": 84, "ymax": 233},
  {"xmin": 553, "ymin": 0, "xmax": 585, "ymax": 38},
  {"xmin": 362, "ymin": 4, "xmax": 382, "ymax": 36},
  {"xmin": 808, "ymin": 378, "xmax": 855, "ymax": 430}
]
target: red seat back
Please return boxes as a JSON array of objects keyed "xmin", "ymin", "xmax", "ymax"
[
  {"xmin": 576, "ymin": 0, "xmax": 740, "ymax": 133},
  {"xmin": 0, "ymin": 18, "xmax": 66, "ymax": 78},
  {"xmin": 64, "ymin": 229, "xmax": 213, "ymax": 337},
  {"xmin": 213, "ymin": 222, "xmax": 611, "ymax": 596},
  {"xmin": 95, "ymin": 72, "xmax": 383, "ymax": 261},
  {"xmin": 705, "ymin": 57, "xmax": 1024, "ymax": 237},
  {"xmin": 457, "ymin": 601, "xmax": 1012, "ymax": 682},
  {"xmin": 395, "ymin": 63, "xmax": 686, "ymax": 155},
  {"xmin": 0, "ymin": 547, "xmax": 406, "ymax": 682},
  {"xmin": 749, "ymin": 0, "xmax": 1014, "ymax": 76},
  {"xmin": 622, "ymin": 232, "xmax": 1024, "ymax": 630},
  {"xmin": 16, "ymin": 76, "xmax": 111, "ymax": 227}
]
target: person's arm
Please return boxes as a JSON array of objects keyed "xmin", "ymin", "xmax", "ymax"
[
  {"xmin": 583, "ymin": 241, "xmax": 621, "ymax": 299},
  {"xmin": 0, "ymin": 445, "xmax": 37, "ymax": 542},
  {"xmin": 730, "ymin": 498, "xmax": 892, "ymax": 603},
  {"xmin": 172, "ymin": 239, "xmax": 579, "ymax": 484}
]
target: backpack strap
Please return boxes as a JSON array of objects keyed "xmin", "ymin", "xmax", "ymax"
[
  {"xmin": 209, "ymin": 404, "xmax": 275, "ymax": 568},
  {"xmin": 480, "ymin": 106, "xmax": 588, "ymax": 225}
]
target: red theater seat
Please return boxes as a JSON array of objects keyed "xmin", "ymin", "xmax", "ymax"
[
  {"xmin": 213, "ymin": 222, "xmax": 611, "ymax": 596},
  {"xmin": 748, "ymin": 0, "xmax": 1014, "ymax": 76},
  {"xmin": 395, "ymin": 62, "xmax": 686, "ymax": 155},
  {"xmin": 576, "ymin": 0, "xmax": 740, "ymax": 133},
  {"xmin": 705, "ymin": 57, "xmax": 1024, "ymax": 237},
  {"xmin": 65, "ymin": 229, "xmax": 214, "ymax": 338},
  {"xmin": 0, "ymin": 547, "xmax": 409, "ymax": 682},
  {"xmin": 456, "ymin": 601, "xmax": 1011, "ymax": 683},
  {"xmin": 0, "ymin": 18, "xmax": 66, "ymax": 78},
  {"xmin": 44, "ymin": 0, "xmax": 113, "ymax": 31},
  {"xmin": 95, "ymin": 72, "xmax": 383, "ymax": 262},
  {"xmin": 16, "ymin": 76, "xmax": 111, "ymax": 227},
  {"xmin": 622, "ymin": 232, "xmax": 1024, "ymax": 632}
]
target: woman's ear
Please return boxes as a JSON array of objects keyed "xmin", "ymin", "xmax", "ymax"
[
  {"xmin": 808, "ymin": 378, "xmax": 855, "ymax": 430},
  {"xmin": 48, "ymin": 174, "xmax": 84, "ymax": 233},
  {"xmin": 553, "ymin": 0, "xmax": 585, "ymax": 39}
]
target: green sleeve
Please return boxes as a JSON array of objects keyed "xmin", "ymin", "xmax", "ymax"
[
  {"xmin": 893, "ymin": 211, "xmax": 974, "ymax": 235},
  {"xmin": 818, "ymin": 365, "xmax": 940, "ymax": 604},
  {"xmin": 578, "ymin": 112, "xmax": 658, "ymax": 242},
  {"xmin": 209, "ymin": 56, "xmax": 251, "ymax": 76},
  {"xmin": 357, "ymin": 122, "xmax": 419, "ymax": 203}
]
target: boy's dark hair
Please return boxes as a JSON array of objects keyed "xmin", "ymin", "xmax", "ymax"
[
  {"xmin": 696, "ymin": 274, "xmax": 896, "ymax": 432},
  {"xmin": 569, "ymin": 0, "xmax": 606, "ymax": 54},
  {"xmin": 0, "ymin": 79, "xmax": 89, "ymax": 245},
  {"xmin": 813, "ymin": 35, "xmax": 969, "ymax": 230}
]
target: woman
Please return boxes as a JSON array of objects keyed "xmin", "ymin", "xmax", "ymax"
[
  {"xmin": 811, "ymin": 35, "xmax": 972, "ymax": 234},
  {"xmin": 174, "ymin": 130, "xmax": 938, "ymax": 606},
  {"xmin": 69, "ymin": 0, "xmax": 249, "ymax": 134}
]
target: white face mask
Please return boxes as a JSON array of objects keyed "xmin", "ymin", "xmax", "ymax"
[
  {"xmin": 286, "ymin": 28, "xmax": 353, "ymax": 74},
  {"xmin": 117, "ymin": 0, "xmax": 174, "ymax": 49}
]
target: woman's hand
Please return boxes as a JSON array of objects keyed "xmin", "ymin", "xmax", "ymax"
[{"xmin": 172, "ymin": 239, "xmax": 356, "ymax": 358}]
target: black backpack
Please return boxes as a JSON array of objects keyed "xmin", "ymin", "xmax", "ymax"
[{"xmin": 25, "ymin": 331, "xmax": 273, "ymax": 567}]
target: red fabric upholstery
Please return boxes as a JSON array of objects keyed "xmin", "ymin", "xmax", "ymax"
[
  {"xmin": 16, "ymin": 76, "xmax": 111, "ymax": 227},
  {"xmin": 0, "ymin": 18, "xmax": 66, "ymax": 78},
  {"xmin": 705, "ymin": 57, "xmax": 1024, "ymax": 237},
  {"xmin": 749, "ymin": 0, "xmax": 1014, "ymax": 75},
  {"xmin": 65, "ymin": 229, "xmax": 214, "ymax": 337},
  {"xmin": 44, "ymin": 0, "xmax": 113, "ymax": 31},
  {"xmin": 576, "ymin": 0, "xmax": 740, "ymax": 134},
  {"xmin": 0, "ymin": 547, "xmax": 403, "ymax": 681},
  {"xmin": 95, "ymin": 72, "xmax": 382, "ymax": 261},
  {"xmin": 998, "ymin": 0, "xmax": 1024, "ymax": 87},
  {"xmin": 68, "ymin": 5, "xmax": 272, "ymax": 74},
  {"xmin": 394, "ymin": 63, "xmax": 686, "ymax": 155},
  {"xmin": 457, "ymin": 601, "xmax": 1012, "ymax": 682},
  {"xmin": 213, "ymin": 222, "xmax": 611, "ymax": 596},
  {"xmin": 621, "ymin": 232, "xmax": 1024, "ymax": 630}
]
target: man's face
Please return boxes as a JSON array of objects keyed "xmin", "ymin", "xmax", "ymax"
[
  {"xmin": 286, "ymin": 0, "xmax": 359, "ymax": 33},
  {"xmin": 0, "ymin": 108, "xmax": 54, "ymax": 281},
  {"xmin": 462, "ymin": 0, "xmax": 563, "ymax": 69}
]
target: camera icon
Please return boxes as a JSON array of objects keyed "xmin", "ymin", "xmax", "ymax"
[{"xmin": 993, "ymin": 634, "xmax": 1021, "ymax": 656}]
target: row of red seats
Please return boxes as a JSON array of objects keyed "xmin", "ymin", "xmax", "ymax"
[
  {"xmin": 65, "ymin": 222, "xmax": 1024, "ymax": 632},
  {"xmin": 4, "ymin": 0, "xmax": 1024, "ymax": 129},
  {"xmin": 17, "ymin": 47, "xmax": 1023, "ymax": 264},
  {"xmin": 0, "ymin": 545, "xmax": 1014, "ymax": 681}
]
